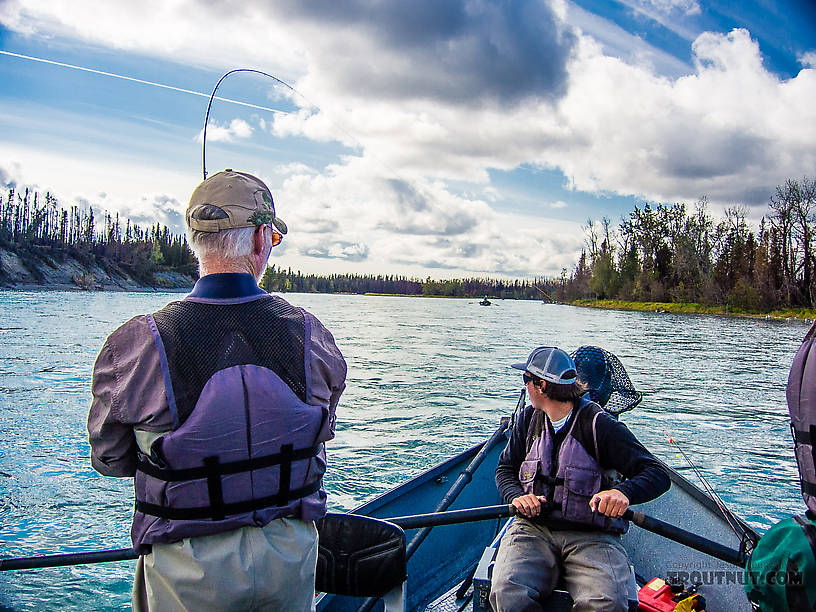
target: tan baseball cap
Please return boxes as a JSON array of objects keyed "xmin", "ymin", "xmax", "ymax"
[{"xmin": 186, "ymin": 169, "xmax": 288, "ymax": 235}]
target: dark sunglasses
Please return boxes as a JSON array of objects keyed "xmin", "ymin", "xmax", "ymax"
[{"xmin": 523, "ymin": 372, "xmax": 538, "ymax": 385}]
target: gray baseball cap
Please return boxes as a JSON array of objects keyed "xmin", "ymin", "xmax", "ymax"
[
  {"xmin": 186, "ymin": 169, "xmax": 288, "ymax": 235},
  {"xmin": 512, "ymin": 346, "xmax": 578, "ymax": 385}
]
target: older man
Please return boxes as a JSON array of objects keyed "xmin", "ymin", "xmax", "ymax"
[
  {"xmin": 88, "ymin": 169, "xmax": 346, "ymax": 611},
  {"xmin": 491, "ymin": 346, "xmax": 669, "ymax": 612}
]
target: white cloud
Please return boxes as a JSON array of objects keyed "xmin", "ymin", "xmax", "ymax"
[
  {"xmin": 620, "ymin": 0, "xmax": 701, "ymax": 23},
  {"xmin": 566, "ymin": 1, "xmax": 694, "ymax": 74},
  {"xmin": 272, "ymin": 162, "xmax": 317, "ymax": 176},
  {"xmin": 0, "ymin": 0, "xmax": 308, "ymax": 78},
  {"xmin": 195, "ymin": 118, "xmax": 253, "ymax": 143},
  {"xmin": 2, "ymin": 4, "xmax": 815, "ymax": 277},
  {"xmin": 0, "ymin": 143, "xmax": 193, "ymax": 231},
  {"xmin": 799, "ymin": 51, "xmax": 816, "ymax": 68},
  {"xmin": 545, "ymin": 29, "xmax": 816, "ymax": 206}
]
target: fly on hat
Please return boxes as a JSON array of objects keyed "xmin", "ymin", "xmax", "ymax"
[
  {"xmin": 512, "ymin": 346, "xmax": 578, "ymax": 385},
  {"xmin": 186, "ymin": 169, "xmax": 288, "ymax": 235}
]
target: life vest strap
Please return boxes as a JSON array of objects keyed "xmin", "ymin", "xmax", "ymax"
[
  {"xmin": 277, "ymin": 444, "xmax": 293, "ymax": 507},
  {"xmin": 792, "ymin": 425, "xmax": 815, "ymax": 445},
  {"xmin": 136, "ymin": 444, "xmax": 321, "ymax": 481},
  {"xmin": 203, "ymin": 456, "xmax": 225, "ymax": 521},
  {"xmin": 134, "ymin": 478, "xmax": 322, "ymax": 520}
]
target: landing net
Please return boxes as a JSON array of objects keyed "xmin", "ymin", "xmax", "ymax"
[{"xmin": 571, "ymin": 346, "xmax": 642, "ymax": 416}]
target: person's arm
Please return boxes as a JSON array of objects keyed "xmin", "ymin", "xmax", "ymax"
[
  {"xmin": 495, "ymin": 407, "xmax": 533, "ymax": 504},
  {"xmin": 593, "ymin": 412, "xmax": 671, "ymax": 506},
  {"xmin": 305, "ymin": 311, "xmax": 347, "ymax": 441},
  {"xmin": 88, "ymin": 339, "xmax": 138, "ymax": 476},
  {"xmin": 87, "ymin": 316, "xmax": 173, "ymax": 477}
]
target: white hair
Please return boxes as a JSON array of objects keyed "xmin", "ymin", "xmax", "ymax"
[{"xmin": 186, "ymin": 225, "xmax": 256, "ymax": 261}]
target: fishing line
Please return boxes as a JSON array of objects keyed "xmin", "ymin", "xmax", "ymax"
[
  {"xmin": 2, "ymin": 51, "xmax": 443, "ymax": 219},
  {"xmin": 662, "ymin": 427, "xmax": 753, "ymax": 547},
  {"xmin": 201, "ymin": 68, "xmax": 410, "ymax": 187},
  {"xmin": 0, "ymin": 51, "xmax": 289, "ymax": 116}
]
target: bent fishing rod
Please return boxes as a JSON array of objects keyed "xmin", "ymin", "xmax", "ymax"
[
  {"xmin": 0, "ymin": 503, "xmax": 747, "ymax": 572},
  {"xmin": 202, "ymin": 68, "xmax": 302, "ymax": 180}
]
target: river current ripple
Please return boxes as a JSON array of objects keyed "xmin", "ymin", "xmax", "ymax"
[{"xmin": 0, "ymin": 291, "xmax": 807, "ymax": 610}]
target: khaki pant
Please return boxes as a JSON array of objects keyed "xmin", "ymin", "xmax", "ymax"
[
  {"xmin": 490, "ymin": 518, "xmax": 630, "ymax": 612},
  {"xmin": 133, "ymin": 518, "xmax": 318, "ymax": 612}
]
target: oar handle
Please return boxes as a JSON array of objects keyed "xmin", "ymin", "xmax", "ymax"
[
  {"xmin": 389, "ymin": 504, "xmax": 515, "ymax": 530},
  {"xmin": 0, "ymin": 547, "xmax": 138, "ymax": 571}
]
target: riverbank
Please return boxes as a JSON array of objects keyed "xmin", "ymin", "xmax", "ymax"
[
  {"xmin": 363, "ymin": 292, "xmax": 475, "ymax": 299},
  {"xmin": 0, "ymin": 246, "xmax": 195, "ymax": 291},
  {"xmin": 571, "ymin": 298, "xmax": 816, "ymax": 322}
]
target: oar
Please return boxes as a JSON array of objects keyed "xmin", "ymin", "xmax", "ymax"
[
  {"xmin": 0, "ymin": 547, "xmax": 138, "ymax": 571},
  {"xmin": 0, "ymin": 505, "xmax": 747, "ymax": 572},
  {"xmin": 0, "ymin": 504, "xmax": 515, "ymax": 572},
  {"xmin": 392, "ymin": 506, "xmax": 748, "ymax": 567},
  {"xmin": 624, "ymin": 509, "xmax": 747, "ymax": 568}
]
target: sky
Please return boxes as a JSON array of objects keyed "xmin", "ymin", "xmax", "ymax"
[{"xmin": 0, "ymin": 0, "xmax": 814, "ymax": 280}]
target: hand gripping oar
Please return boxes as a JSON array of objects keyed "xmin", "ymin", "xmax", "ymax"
[{"xmin": 392, "ymin": 506, "xmax": 748, "ymax": 567}]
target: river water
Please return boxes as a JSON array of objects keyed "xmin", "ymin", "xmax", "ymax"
[{"xmin": 0, "ymin": 291, "xmax": 808, "ymax": 610}]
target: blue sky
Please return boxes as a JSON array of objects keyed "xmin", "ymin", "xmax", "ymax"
[{"xmin": 0, "ymin": 0, "xmax": 814, "ymax": 278}]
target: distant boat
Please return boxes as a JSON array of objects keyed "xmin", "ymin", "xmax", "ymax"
[{"xmin": 479, "ymin": 297, "xmax": 491, "ymax": 306}]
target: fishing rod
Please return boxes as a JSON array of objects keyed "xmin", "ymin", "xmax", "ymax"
[
  {"xmin": 0, "ymin": 503, "xmax": 748, "ymax": 572},
  {"xmin": 662, "ymin": 427, "xmax": 757, "ymax": 555},
  {"xmin": 201, "ymin": 67, "xmax": 419, "ymax": 199},
  {"xmin": 532, "ymin": 284, "xmax": 555, "ymax": 303},
  {"xmin": 202, "ymin": 68, "xmax": 303, "ymax": 180}
]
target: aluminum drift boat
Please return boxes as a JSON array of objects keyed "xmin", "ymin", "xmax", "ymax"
[
  {"xmin": 0, "ymin": 416, "xmax": 757, "ymax": 611},
  {"xmin": 316, "ymin": 417, "xmax": 758, "ymax": 612}
]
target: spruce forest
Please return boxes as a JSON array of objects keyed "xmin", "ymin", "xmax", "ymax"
[{"xmin": 0, "ymin": 187, "xmax": 197, "ymax": 285}]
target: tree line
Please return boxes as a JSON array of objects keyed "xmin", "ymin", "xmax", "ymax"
[
  {"xmin": 0, "ymin": 187, "xmax": 197, "ymax": 285},
  {"xmin": 559, "ymin": 177, "xmax": 816, "ymax": 311},
  {"xmin": 5, "ymin": 176, "xmax": 813, "ymax": 312},
  {"xmin": 260, "ymin": 265, "xmax": 554, "ymax": 300}
]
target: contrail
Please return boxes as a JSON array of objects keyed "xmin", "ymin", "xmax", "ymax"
[{"xmin": 0, "ymin": 50, "xmax": 289, "ymax": 115}]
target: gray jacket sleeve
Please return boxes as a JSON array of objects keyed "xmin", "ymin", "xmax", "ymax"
[
  {"xmin": 87, "ymin": 315, "xmax": 172, "ymax": 477},
  {"xmin": 305, "ymin": 310, "xmax": 347, "ymax": 441}
]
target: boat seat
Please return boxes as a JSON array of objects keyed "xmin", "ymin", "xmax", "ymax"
[{"xmin": 315, "ymin": 512, "xmax": 407, "ymax": 605}]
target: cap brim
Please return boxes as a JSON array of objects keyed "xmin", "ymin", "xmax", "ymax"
[
  {"xmin": 511, "ymin": 362, "xmax": 527, "ymax": 370},
  {"xmin": 272, "ymin": 216, "xmax": 288, "ymax": 235}
]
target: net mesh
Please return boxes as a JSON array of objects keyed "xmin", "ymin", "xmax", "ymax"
[
  {"xmin": 152, "ymin": 296, "xmax": 307, "ymax": 424},
  {"xmin": 570, "ymin": 346, "xmax": 642, "ymax": 416}
]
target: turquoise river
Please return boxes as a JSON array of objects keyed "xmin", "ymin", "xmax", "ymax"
[{"xmin": 0, "ymin": 291, "xmax": 808, "ymax": 610}]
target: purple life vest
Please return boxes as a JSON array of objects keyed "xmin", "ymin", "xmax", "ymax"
[
  {"xmin": 131, "ymin": 296, "xmax": 330, "ymax": 553},
  {"xmin": 787, "ymin": 321, "xmax": 816, "ymax": 515},
  {"xmin": 519, "ymin": 399, "xmax": 628, "ymax": 533}
]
